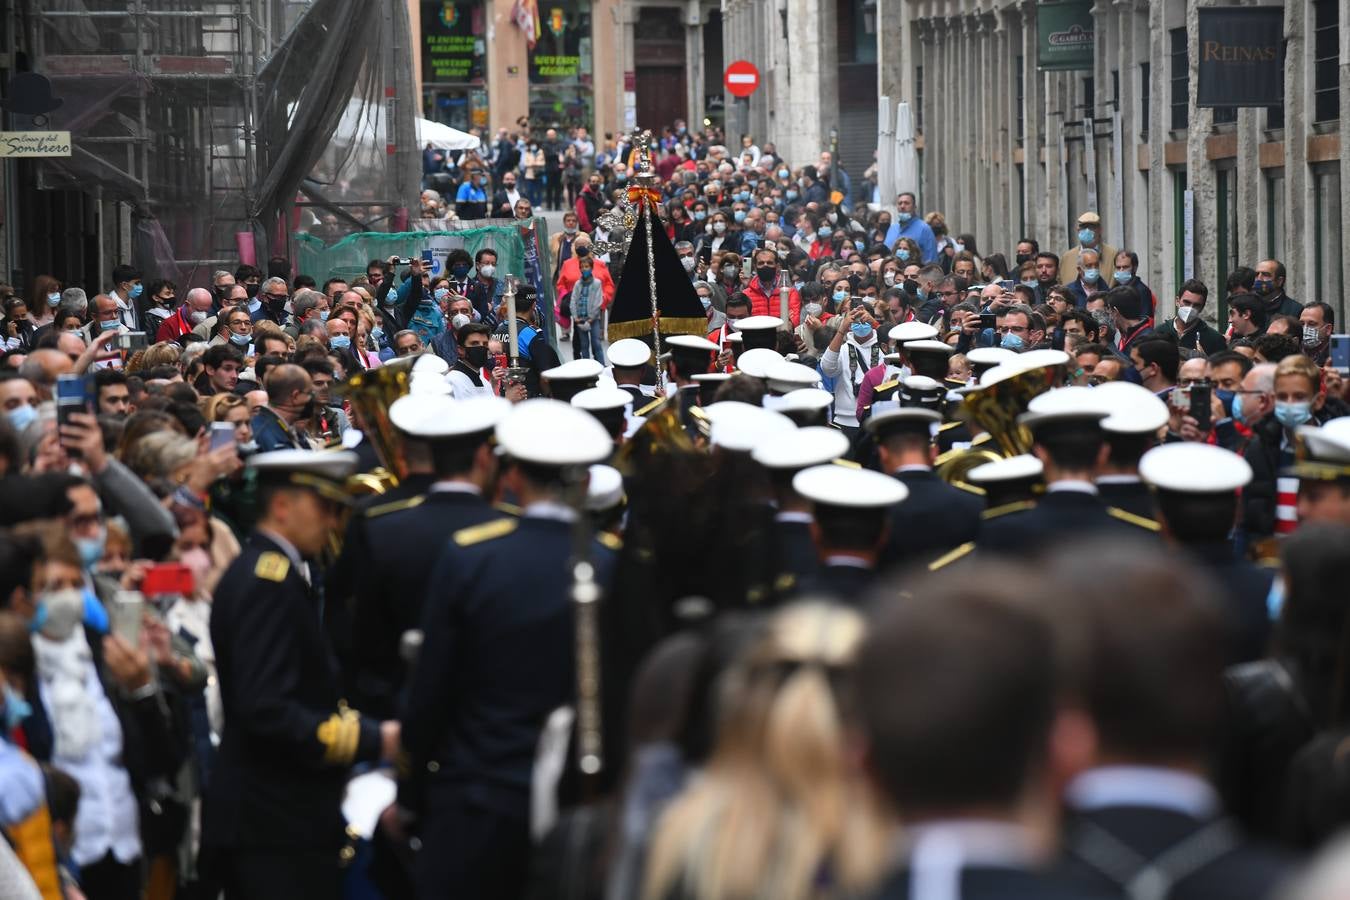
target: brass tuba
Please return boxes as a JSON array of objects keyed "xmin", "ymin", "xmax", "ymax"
[
  {"xmin": 935, "ymin": 356, "xmax": 1068, "ymax": 489},
  {"xmin": 335, "ymin": 355, "xmax": 417, "ymax": 494}
]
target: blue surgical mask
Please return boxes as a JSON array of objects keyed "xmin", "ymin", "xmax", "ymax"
[
  {"xmin": 1215, "ymin": 388, "xmax": 1236, "ymax": 417},
  {"xmin": 850, "ymin": 322, "xmax": 873, "ymax": 341},
  {"xmin": 129, "ymin": 283, "xmax": 143, "ymax": 299},
  {"xmin": 700, "ymin": 297, "xmax": 712, "ymax": 312},
  {"xmin": 778, "ymin": 169, "xmax": 789, "ymax": 179},
  {"xmin": 75, "ymin": 527, "xmax": 106, "ymax": 571},
  {"xmin": 818, "ymin": 226, "xmax": 832, "ymax": 238},
  {"xmin": 229, "ymin": 331, "xmax": 251, "ymax": 347},
  {"xmin": 581, "ymin": 271, "xmax": 593, "ymax": 281},
  {"xmin": 1274, "ymin": 400, "xmax": 1312, "ymax": 430},
  {"xmin": 2, "ymin": 681, "xmax": 32, "ymax": 732},
  {"xmin": 785, "ymin": 190, "xmax": 798, "ymax": 201},
  {"xmin": 318, "ymin": 310, "xmax": 330, "ymax": 322},
  {"xmin": 1083, "ymin": 268, "xmax": 1100, "ymax": 284},
  {"xmin": 897, "ymin": 211, "xmax": 913, "ymax": 225},
  {"xmin": 100, "ymin": 319, "xmax": 120, "ymax": 332},
  {"xmin": 1231, "ymin": 391, "xmax": 1247, "ymax": 424},
  {"xmin": 734, "ymin": 210, "xmax": 746, "ymax": 223},
  {"xmin": 330, "ymin": 335, "xmax": 351, "ymax": 350},
  {"xmin": 1078, "ymin": 228, "xmax": 1096, "ymax": 245},
  {"xmin": 693, "ymin": 210, "xmax": 707, "ymax": 221},
  {"xmin": 832, "ymin": 289, "xmax": 849, "ymax": 304},
  {"xmin": 5, "ymin": 404, "xmax": 36, "ymax": 434},
  {"xmin": 897, "ymin": 249, "xmax": 910, "ymax": 261},
  {"xmin": 434, "ymin": 287, "xmax": 451, "ymax": 302},
  {"xmin": 452, "ymin": 264, "xmax": 470, "ymax": 279},
  {"xmin": 1001, "ymin": 332, "xmax": 1026, "ymax": 351},
  {"xmin": 854, "ymin": 240, "xmax": 865, "ymax": 252},
  {"xmin": 371, "ymin": 326, "xmax": 384, "ymax": 342},
  {"xmin": 1021, "ymin": 279, "xmax": 1038, "ymax": 289},
  {"xmin": 47, "ymin": 292, "xmax": 61, "ymax": 307}
]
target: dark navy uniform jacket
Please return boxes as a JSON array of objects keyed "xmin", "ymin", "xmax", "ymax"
[
  {"xmin": 978, "ymin": 487, "xmax": 1159, "ymax": 556},
  {"xmin": 205, "ymin": 532, "xmax": 381, "ymax": 852},
  {"xmin": 883, "ymin": 467, "xmax": 983, "ymax": 570}
]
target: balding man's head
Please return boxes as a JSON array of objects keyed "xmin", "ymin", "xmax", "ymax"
[
  {"xmin": 93, "ymin": 294, "xmax": 119, "ymax": 322},
  {"xmin": 56, "ymin": 332, "xmax": 85, "ymax": 359},
  {"xmin": 264, "ymin": 363, "xmax": 314, "ymax": 422},
  {"xmin": 185, "ymin": 288, "xmax": 214, "ymax": 313},
  {"xmin": 17, "ymin": 349, "xmax": 73, "ymax": 399}
]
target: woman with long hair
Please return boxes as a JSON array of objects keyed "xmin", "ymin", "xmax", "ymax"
[{"xmin": 641, "ymin": 603, "xmax": 889, "ymax": 900}]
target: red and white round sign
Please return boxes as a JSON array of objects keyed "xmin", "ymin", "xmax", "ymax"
[{"xmin": 723, "ymin": 61, "xmax": 761, "ymax": 98}]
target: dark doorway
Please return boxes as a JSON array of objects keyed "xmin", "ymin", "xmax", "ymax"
[{"xmin": 634, "ymin": 7, "xmax": 687, "ymax": 131}]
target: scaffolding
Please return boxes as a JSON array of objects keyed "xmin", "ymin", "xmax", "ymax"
[{"xmin": 23, "ymin": 0, "xmax": 420, "ymax": 284}]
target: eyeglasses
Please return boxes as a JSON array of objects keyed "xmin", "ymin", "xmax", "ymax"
[
  {"xmin": 997, "ymin": 325, "xmax": 1029, "ymax": 334},
  {"xmin": 936, "ymin": 290, "xmax": 959, "ymax": 298},
  {"xmin": 264, "ymin": 293, "xmax": 288, "ymax": 303}
]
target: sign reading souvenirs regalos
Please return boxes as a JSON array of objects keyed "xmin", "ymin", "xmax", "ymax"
[
  {"xmin": 529, "ymin": 3, "xmax": 588, "ymax": 82},
  {"xmin": 422, "ymin": 2, "xmax": 484, "ymax": 84},
  {"xmin": 1196, "ymin": 7, "xmax": 1285, "ymax": 107},
  {"xmin": 1037, "ymin": 0, "xmax": 1094, "ymax": 71},
  {"xmin": 0, "ymin": 131, "xmax": 72, "ymax": 158}
]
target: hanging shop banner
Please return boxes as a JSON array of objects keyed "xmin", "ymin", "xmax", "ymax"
[
  {"xmin": 529, "ymin": 1, "xmax": 591, "ymax": 84},
  {"xmin": 422, "ymin": 1, "xmax": 486, "ymax": 84},
  {"xmin": 1037, "ymin": 1, "xmax": 1094, "ymax": 71},
  {"xmin": 1196, "ymin": 7, "xmax": 1285, "ymax": 107}
]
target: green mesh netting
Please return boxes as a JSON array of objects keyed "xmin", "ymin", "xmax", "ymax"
[{"xmin": 294, "ymin": 226, "xmax": 527, "ymax": 283}]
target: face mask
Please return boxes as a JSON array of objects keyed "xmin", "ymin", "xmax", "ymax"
[
  {"xmin": 451, "ymin": 264, "xmax": 470, "ymax": 279},
  {"xmin": 464, "ymin": 346, "xmax": 490, "ymax": 368},
  {"xmin": 827, "ymin": 213, "xmax": 838, "ymax": 224},
  {"xmin": 850, "ymin": 322, "xmax": 873, "ymax": 341},
  {"xmin": 1303, "ymin": 325, "xmax": 1324, "ymax": 348},
  {"xmin": 5, "ymin": 404, "xmax": 36, "ymax": 433},
  {"xmin": 1254, "ymin": 278, "xmax": 1274, "ymax": 296},
  {"xmin": 229, "ymin": 332, "xmax": 251, "ymax": 347},
  {"xmin": 1231, "ymin": 391, "xmax": 1248, "ymax": 424},
  {"xmin": 188, "ymin": 309, "xmax": 207, "ymax": 324},
  {"xmin": 2, "ymin": 681, "xmax": 31, "ymax": 732},
  {"xmin": 756, "ymin": 266, "xmax": 777, "ymax": 283},
  {"xmin": 778, "ymin": 169, "xmax": 789, "ymax": 179},
  {"xmin": 693, "ymin": 210, "xmax": 707, "ymax": 221},
  {"xmin": 1021, "ymin": 279, "xmax": 1038, "ymax": 289},
  {"xmin": 1275, "ymin": 400, "xmax": 1312, "ymax": 430},
  {"xmin": 897, "ymin": 248, "xmax": 911, "ymax": 262},
  {"xmin": 1083, "ymin": 268, "xmax": 1100, "ymax": 284},
  {"xmin": 680, "ymin": 256, "xmax": 696, "ymax": 272},
  {"xmin": 1001, "ymin": 332, "xmax": 1026, "ymax": 351},
  {"xmin": 777, "ymin": 249, "xmax": 789, "ymax": 260},
  {"xmin": 722, "ymin": 265, "xmax": 738, "ymax": 278},
  {"xmin": 581, "ymin": 270, "xmax": 593, "ymax": 282},
  {"xmin": 955, "ymin": 241, "xmax": 966, "ymax": 253},
  {"xmin": 700, "ymin": 297, "xmax": 712, "ymax": 312},
  {"xmin": 100, "ymin": 319, "xmax": 120, "ymax": 333},
  {"xmin": 248, "ymin": 297, "xmax": 262, "ymax": 314},
  {"xmin": 785, "ymin": 190, "xmax": 798, "ymax": 201},
  {"xmin": 47, "ymin": 292, "xmax": 61, "ymax": 307},
  {"xmin": 74, "ymin": 525, "xmax": 106, "ymax": 571},
  {"xmin": 434, "ymin": 287, "xmax": 451, "ymax": 302},
  {"xmin": 1078, "ymin": 228, "xmax": 1096, "ymax": 245},
  {"xmin": 833, "ymin": 289, "xmax": 849, "ymax": 304},
  {"xmin": 1015, "ymin": 253, "xmax": 1032, "ymax": 265},
  {"xmin": 1176, "ymin": 305, "xmax": 1197, "ymax": 325},
  {"xmin": 330, "ymin": 335, "xmax": 351, "ymax": 350},
  {"xmin": 1215, "ymin": 388, "xmax": 1236, "ymax": 417},
  {"xmin": 479, "ymin": 264, "xmax": 496, "ymax": 279},
  {"xmin": 712, "ymin": 222, "xmax": 727, "ymax": 235},
  {"xmin": 733, "ymin": 210, "xmax": 746, "ymax": 224},
  {"xmin": 129, "ymin": 283, "xmax": 143, "ymax": 299},
  {"xmin": 576, "ymin": 245, "xmax": 591, "ymax": 258},
  {"xmin": 736, "ymin": 192, "xmax": 750, "ymax": 202},
  {"xmin": 854, "ymin": 240, "xmax": 865, "ymax": 252},
  {"xmin": 448, "ymin": 314, "xmax": 471, "ymax": 332},
  {"xmin": 803, "ymin": 302, "xmax": 823, "ymax": 318},
  {"xmin": 1113, "ymin": 270, "xmax": 1132, "ymax": 284},
  {"xmin": 883, "ymin": 272, "xmax": 897, "ymax": 287},
  {"xmin": 30, "ymin": 588, "xmax": 85, "ymax": 641},
  {"xmin": 371, "ymin": 326, "xmax": 384, "ymax": 342},
  {"xmin": 818, "ymin": 226, "xmax": 832, "ymax": 238},
  {"xmin": 564, "ymin": 225, "xmax": 578, "ymax": 234}
]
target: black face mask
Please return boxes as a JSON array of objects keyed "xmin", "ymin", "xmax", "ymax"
[
  {"xmin": 1015, "ymin": 253, "xmax": 1033, "ymax": 265},
  {"xmin": 245, "ymin": 283, "xmax": 259, "ymax": 298},
  {"xmin": 756, "ymin": 266, "xmax": 777, "ymax": 284},
  {"xmin": 464, "ymin": 345, "xmax": 489, "ymax": 369}
]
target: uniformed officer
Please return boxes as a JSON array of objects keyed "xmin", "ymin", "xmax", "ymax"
[
  {"xmin": 790, "ymin": 463, "xmax": 909, "ymax": 602},
  {"xmin": 204, "ymin": 449, "xmax": 399, "ymax": 900},
  {"xmin": 691, "ymin": 372, "xmax": 732, "ymax": 406},
  {"xmin": 732, "ymin": 314, "xmax": 785, "ymax": 351},
  {"xmin": 867, "ymin": 407, "xmax": 983, "ymax": 569},
  {"xmin": 764, "ymin": 359, "xmax": 822, "ymax": 396},
  {"xmin": 646, "ymin": 334, "xmax": 720, "ymax": 416},
  {"xmin": 585, "ymin": 463, "xmax": 626, "ymax": 536},
  {"xmin": 751, "ymin": 426, "xmax": 852, "ymax": 595},
  {"xmin": 735, "ymin": 347, "xmax": 785, "ymax": 383},
  {"xmin": 1140, "ymin": 442, "xmax": 1274, "ymax": 663},
  {"xmin": 398, "ymin": 399, "xmax": 618, "ymax": 900},
  {"xmin": 977, "ymin": 387, "xmax": 1159, "ymax": 556},
  {"xmin": 342, "ymin": 393, "xmax": 511, "ymax": 719},
  {"xmin": 541, "ymin": 357, "xmax": 604, "ymax": 403},
  {"xmin": 965, "ymin": 346, "xmax": 1017, "ymax": 383},
  {"xmin": 705, "ymin": 400, "xmax": 795, "ymax": 454},
  {"xmin": 605, "ymin": 338, "xmax": 657, "ymax": 403},
  {"xmin": 1290, "ymin": 418, "xmax": 1350, "ymax": 527},
  {"xmin": 776, "ymin": 387, "xmax": 835, "ymax": 428},
  {"xmin": 571, "ymin": 386, "xmax": 633, "ymax": 451},
  {"xmin": 1049, "ymin": 544, "xmax": 1291, "ymax": 900},
  {"xmin": 1094, "ymin": 380, "xmax": 1170, "ymax": 521},
  {"xmin": 928, "ymin": 454, "xmax": 1046, "ymax": 573}
]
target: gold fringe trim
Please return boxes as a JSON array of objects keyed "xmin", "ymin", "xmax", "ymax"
[{"xmin": 606, "ymin": 316, "xmax": 710, "ymax": 342}]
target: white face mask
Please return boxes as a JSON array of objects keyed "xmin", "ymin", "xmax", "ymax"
[
  {"xmin": 478, "ymin": 264, "xmax": 496, "ymax": 279},
  {"xmin": 36, "ymin": 588, "xmax": 85, "ymax": 642},
  {"xmin": 680, "ymin": 256, "xmax": 696, "ymax": 272},
  {"xmin": 1176, "ymin": 305, "xmax": 1196, "ymax": 325},
  {"xmin": 451, "ymin": 313, "xmax": 471, "ymax": 330}
]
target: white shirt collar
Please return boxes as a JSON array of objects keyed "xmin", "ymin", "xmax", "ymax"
[
  {"xmin": 1047, "ymin": 480, "xmax": 1098, "ymax": 495},
  {"xmin": 900, "ymin": 818, "xmax": 1039, "ymax": 900},
  {"xmin": 895, "ymin": 464, "xmax": 933, "ymax": 474},
  {"xmin": 431, "ymin": 481, "xmax": 482, "ymax": 495},
  {"xmin": 524, "ymin": 500, "xmax": 578, "ymax": 523},
  {"xmin": 824, "ymin": 554, "xmax": 872, "ymax": 568},
  {"xmin": 1095, "ymin": 474, "xmax": 1141, "ymax": 485},
  {"xmin": 1065, "ymin": 766, "xmax": 1219, "ymax": 819},
  {"xmin": 775, "ymin": 510, "xmax": 813, "ymax": 524}
]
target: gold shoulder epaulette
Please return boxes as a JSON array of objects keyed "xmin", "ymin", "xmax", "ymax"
[
  {"xmin": 831, "ymin": 458, "xmax": 862, "ymax": 469},
  {"xmin": 774, "ymin": 572, "xmax": 797, "ymax": 593},
  {"xmin": 365, "ymin": 495, "xmax": 426, "ymax": 518},
  {"xmin": 254, "ymin": 551, "xmax": 290, "ymax": 582},
  {"xmin": 635, "ymin": 397, "xmax": 663, "ymax": 417},
  {"xmin": 938, "ymin": 420, "xmax": 964, "ymax": 433},
  {"xmin": 494, "ymin": 501, "xmax": 523, "ymax": 517},
  {"xmin": 874, "ymin": 378, "xmax": 901, "ymax": 393},
  {"xmin": 953, "ymin": 481, "xmax": 986, "ymax": 496},
  {"xmin": 315, "ymin": 702, "xmax": 361, "ymax": 766},
  {"xmin": 1107, "ymin": 507, "xmax": 1162, "ymax": 531},
  {"xmin": 595, "ymin": 531, "xmax": 623, "ymax": 551},
  {"xmin": 453, "ymin": 518, "xmax": 519, "ymax": 547},
  {"xmin": 981, "ymin": 500, "xmax": 1035, "ymax": 520},
  {"xmin": 928, "ymin": 542, "xmax": 975, "ymax": 571}
]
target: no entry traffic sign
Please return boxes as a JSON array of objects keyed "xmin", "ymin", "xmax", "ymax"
[{"xmin": 724, "ymin": 61, "xmax": 761, "ymax": 98}]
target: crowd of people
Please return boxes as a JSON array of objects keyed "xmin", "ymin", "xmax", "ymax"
[{"xmin": 0, "ymin": 116, "xmax": 1348, "ymax": 900}]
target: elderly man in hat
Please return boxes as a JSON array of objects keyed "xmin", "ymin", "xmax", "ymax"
[{"xmin": 1060, "ymin": 211, "xmax": 1116, "ymax": 283}]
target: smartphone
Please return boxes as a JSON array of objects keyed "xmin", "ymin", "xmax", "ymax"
[
  {"xmin": 421, "ymin": 249, "xmax": 434, "ymax": 266},
  {"xmin": 116, "ymin": 331, "xmax": 148, "ymax": 352},
  {"xmin": 998, "ymin": 279, "xmax": 1015, "ymax": 292},
  {"xmin": 55, "ymin": 373, "xmax": 90, "ymax": 456},
  {"xmin": 111, "ymin": 591, "xmax": 144, "ymax": 646},
  {"xmin": 1331, "ymin": 334, "xmax": 1349, "ymax": 373},
  {"xmin": 979, "ymin": 312, "xmax": 997, "ymax": 331},
  {"xmin": 1189, "ymin": 381, "xmax": 1212, "ymax": 432},
  {"xmin": 741, "ymin": 257, "xmax": 752, "ymax": 281},
  {"xmin": 849, "ymin": 296, "xmax": 866, "ymax": 311},
  {"xmin": 391, "ymin": 257, "xmax": 413, "ymax": 266},
  {"xmin": 493, "ymin": 353, "xmax": 509, "ymax": 371},
  {"xmin": 209, "ymin": 421, "xmax": 236, "ymax": 452}
]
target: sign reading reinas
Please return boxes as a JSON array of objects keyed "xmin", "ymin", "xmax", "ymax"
[
  {"xmin": 1197, "ymin": 7, "xmax": 1285, "ymax": 107},
  {"xmin": 0, "ymin": 131, "xmax": 72, "ymax": 158},
  {"xmin": 1037, "ymin": 1, "xmax": 1094, "ymax": 71}
]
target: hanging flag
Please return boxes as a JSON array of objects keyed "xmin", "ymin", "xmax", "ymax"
[{"xmin": 512, "ymin": 0, "xmax": 540, "ymax": 49}]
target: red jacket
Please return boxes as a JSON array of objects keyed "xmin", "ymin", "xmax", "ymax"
[
  {"xmin": 555, "ymin": 257, "xmax": 615, "ymax": 327},
  {"xmin": 155, "ymin": 307, "xmax": 196, "ymax": 343},
  {"xmin": 742, "ymin": 275, "xmax": 801, "ymax": 326}
]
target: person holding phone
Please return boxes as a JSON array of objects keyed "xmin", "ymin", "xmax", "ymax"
[{"xmin": 820, "ymin": 300, "xmax": 883, "ymax": 436}]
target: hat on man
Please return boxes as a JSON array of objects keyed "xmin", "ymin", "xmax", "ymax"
[
  {"xmin": 1019, "ymin": 386, "xmax": 1111, "ymax": 432},
  {"xmin": 966, "ymin": 347, "xmax": 1017, "ymax": 381},
  {"xmin": 736, "ymin": 348, "xmax": 784, "ymax": 379},
  {"xmin": 248, "ymin": 449, "xmax": 359, "ymax": 505},
  {"xmin": 585, "ymin": 464, "xmax": 626, "ymax": 512},
  {"xmin": 495, "ymin": 399, "xmax": 613, "ymax": 467},
  {"xmin": 542, "ymin": 358, "xmax": 605, "ymax": 402},
  {"xmin": 1140, "ymin": 443, "xmax": 1253, "ymax": 495},
  {"xmin": 865, "ymin": 406, "xmax": 941, "ymax": 437},
  {"xmin": 1288, "ymin": 419, "xmax": 1350, "ymax": 482},
  {"xmin": 793, "ymin": 464, "xmax": 909, "ymax": 514},
  {"xmin": 1094, "ymin": 381, "xmax": 1169, "ymax": 436},
  {"xmin": 903, "ymin": 340, "xmax": 955, "ymax": 381},
  {"xmin": 692, "ymin": 372, "xmax": 732, "ymax": 405},
  {"xmin": 765, "ymin": 360, "xmax": 821, "ymax": 395},
  {"xmin": 769, "ymin": 387, "xmax": 834, "ymax": 427},
  {"xmin": 608, "ymin": 338, "xmax": 653, "ymax": 369},
  {"xmin": 733, "ymin": 315, "xmax": 784, "ymax": 351},
  {"xmin": 752, "ymin": 426, "xmax": 850, "ymax": 471},
  {"xmin": 888, "ymin": 321, "xmax": 940, "ymax": 344},
  {"xmin": 967, "ymin": 453, "xmax": 1045, "ymax": 508},
  {"xmin": 571, "ymin": 386, "xmax": 633, "ymax": 440},
  {"xmin": 390, "ymin": 393, "xmax": 509, "ymax": 440},
  {"xmin": 704, "ymin": 401, "xmax": 795, "ymax": 453},
  {"xmin": 1077, "ymin": 211, "xmax": 1101, "ymax": 227}
]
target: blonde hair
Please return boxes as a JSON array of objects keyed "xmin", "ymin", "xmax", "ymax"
[
  {"xmin": 642, "ymin": 603, "xmax": 890, "ymax": 900},
  {"xmin": 201, "ymin": 392, "xmax": 247, "ymax": 423},
  {"xmin": 1275, "ymin": 353, "xmax": 1320, "ymax": 388}
]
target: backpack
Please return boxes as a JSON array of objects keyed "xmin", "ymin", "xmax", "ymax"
[{"xmin": 407, "ymin": 301, "xmax": 445, "ymax": 345}]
